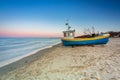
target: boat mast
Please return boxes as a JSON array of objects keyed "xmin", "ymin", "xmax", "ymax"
[
  {"xmin": 63, "ymin": 20, "xmax": 75, "ymax": 38},
  {"xmin": 65, "ymin": 19, "xmax": 71, "ymax": 30}
]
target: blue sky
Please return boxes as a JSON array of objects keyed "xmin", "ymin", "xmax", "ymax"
[{"xmin": 0, "ymin": 0, "xmax": 120, "ymax": 37}]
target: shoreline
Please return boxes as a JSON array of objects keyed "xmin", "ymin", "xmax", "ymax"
[
  {"xmin": 0, "ymin": 41, "xmax": 61, "ymax": 68},
  {"xmin": 0, "ymin": 43, "xmax": 61, "ymax": 76}
]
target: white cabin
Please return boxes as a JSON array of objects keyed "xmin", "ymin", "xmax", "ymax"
[
  {"xmin": 63, "ymin": 30, "xmax": 75, "ymax": 38},
  {"xmin": 63, "ymin": 22, "xmax": 75, "ymax": 38}
]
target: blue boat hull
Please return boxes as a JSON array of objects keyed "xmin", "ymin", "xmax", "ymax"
[{"xmin": 61, "ymin": 37, "xmax": 109, "ymax": 46}]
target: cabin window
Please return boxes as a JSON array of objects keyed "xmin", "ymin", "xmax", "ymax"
[
  {"xmin": 64, "ymin": 33, "xmax": 66, "ymax": 37},
  {"xmin": 70, "ymin": 33, "xmax": 73, "ymax": 37},
  {"xmin": 66, "ymin": 33, "xmax": 68, "ymax": 37}
]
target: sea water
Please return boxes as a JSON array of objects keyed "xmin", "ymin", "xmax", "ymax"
[{"xmin": 0, "ymin": 37, "xmax": 60, "ymax": 68}]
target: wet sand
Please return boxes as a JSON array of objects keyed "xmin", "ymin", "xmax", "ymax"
[{"xmin": 0, "ymin": 38, "xmax": 120, "ymax": 80}]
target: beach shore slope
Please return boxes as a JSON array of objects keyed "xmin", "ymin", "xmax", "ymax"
[{"xmin": 0, "ymin": 38, "xmax": 120, "ymax": 80}]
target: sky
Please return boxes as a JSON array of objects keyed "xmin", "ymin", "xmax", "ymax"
[{"xmin": 0, "ymin": 0, "xmax": 120, "ymax": 37}]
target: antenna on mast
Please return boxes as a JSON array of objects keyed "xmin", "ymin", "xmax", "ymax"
[
  {"xmin": 65, "ymin": 19, "xmax": 69, "ymax": 26},
  {"xmin": 65, "ymin": 19, "xmax": 71, "ymax": 30}
]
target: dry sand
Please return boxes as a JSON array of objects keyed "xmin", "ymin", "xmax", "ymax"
[{"xmin": 0, "ymin": 38, "xmax": 120, "ymax": 80}]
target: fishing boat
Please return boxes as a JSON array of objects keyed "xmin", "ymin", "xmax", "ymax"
[{"xmin": 61, "ymin": 22, "xmax": 110, "ymax": 46}]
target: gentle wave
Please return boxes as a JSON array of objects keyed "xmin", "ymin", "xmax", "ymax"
[{"xmin": 0, "ymin": 38, "xmax": 60, "ymax": 68}]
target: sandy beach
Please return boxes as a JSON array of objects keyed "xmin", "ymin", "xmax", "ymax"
[{"xmin": 0, "ymin": 38, "xmax": 120, "ymax": 80}]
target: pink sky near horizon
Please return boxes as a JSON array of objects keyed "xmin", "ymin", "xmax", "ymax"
[
  {"xmin": 0, "ymin": 20, "xmax": 64, "ymax": 37},
  {"xmin": 0, "ymin": 31, "xmax": 62, "ymax": 37}
]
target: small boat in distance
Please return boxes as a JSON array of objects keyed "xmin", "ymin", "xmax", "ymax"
[{"xmin": 61, "ymin": 22, "xmax": 110, "ymax": 46}]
